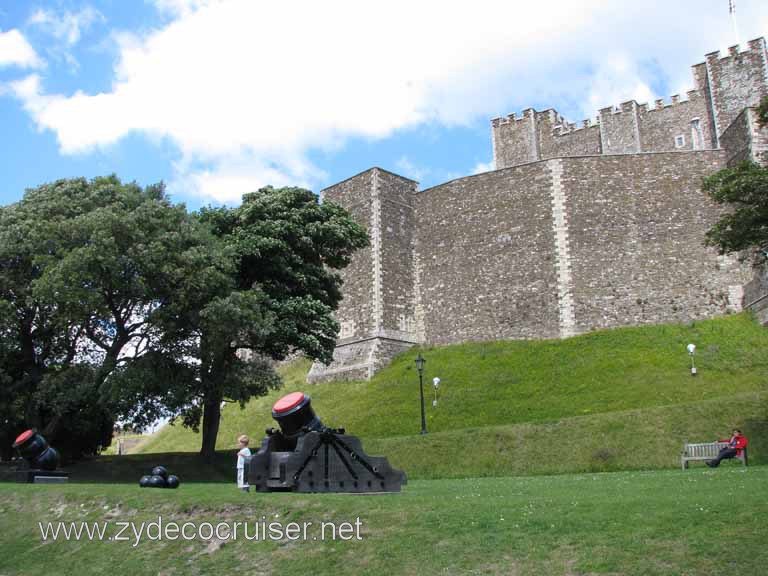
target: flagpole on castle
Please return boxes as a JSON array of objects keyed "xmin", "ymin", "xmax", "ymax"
[{"xmin": 729, "ymin": 0, "xmax": 741, "ymax": 45}]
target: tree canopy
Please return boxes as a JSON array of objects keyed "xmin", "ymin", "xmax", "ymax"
[
  {"xmin": 0, "ymin": 177, "xmax": 367, "ymax": 460},
  {"xmin": 703, "ymin": 160, "xmax": 768, "ymax": 260},
  {"xmin": 152, "ymin": 186, "xmax": 369, "ymax": 458}
]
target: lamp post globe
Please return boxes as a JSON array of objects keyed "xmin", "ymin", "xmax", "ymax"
[{"xmin": 687, "ymin": 343, "xmax": 697, "ymax": 376}]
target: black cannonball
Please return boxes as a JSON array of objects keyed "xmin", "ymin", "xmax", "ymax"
[
  {"xmin": 151, "ymin": 465, "xmax": 168, "ymax": 480},
  {"xmin": 148, "ymin": 474, "xmax": 167, "ymax": 488},
  {"xmin": 139, "ymin": 475, "xmax": 152, "ymax": 488},
  {"xmin": 165, "ymin": 475, "xmax": 180, "ymax": 489}
]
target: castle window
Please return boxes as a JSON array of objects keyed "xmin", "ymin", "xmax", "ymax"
[
  {"xmin": 691, "ymin": 118, "xmax": 703, "ymax": 150},
  {"xmin": 674, "ymin": 134, "xmax": 685, "ymax": 148}
]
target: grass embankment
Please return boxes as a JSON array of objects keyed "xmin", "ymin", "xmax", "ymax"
[
  {"xmin": 132, "ymin": 314, "xmax": 767, "ymax": 477},
  {"xmin": 1, "ymin": 467, "xmax": 766, "ymax": 576},
  {"xmin": 2, "ymin": 391, "xmax": 763, "ymax": 484}
]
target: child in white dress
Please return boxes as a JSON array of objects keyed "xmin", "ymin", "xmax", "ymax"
[{"xmin": 236, "ymin": 434, "xmax": 251, "ymax": 492}]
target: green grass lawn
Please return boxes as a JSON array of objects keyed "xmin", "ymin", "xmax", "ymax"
[
  {"xmin": 1, "ymin": 467, "xmax": 766, "ymax": 576},
  {"xmin": 2, "ymin": 314, "xmax": 766, "ymax": 573}
]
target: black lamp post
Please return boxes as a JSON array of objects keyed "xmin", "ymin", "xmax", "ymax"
[{"xmin": 415, "ymin": 353, "xmax": 427, "ymax": 435}]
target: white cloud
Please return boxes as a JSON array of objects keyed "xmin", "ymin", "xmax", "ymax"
[
  {"xmin": 395, "ymin": 156, "xmax": 429, "ymax": 182},
  {"xmin": 28, "ymin": 7, "xmax": 103, "ymax": 46},
  {"xmin": 579, "ymin": 55, "xmax": 656, "ymax": 120},
  {"xmin": 0, "ymin": 29, "xmax": 44, "ymax": 68},
  {"xmin": 9, "ymin": 0, "xmax": 606, "ymax": 201},
  {"xmin": 149, "ymin": 0, "xmax": 212, "ymax": 18},
  {"xmin": 168, "ymin": 152, "xmax": 324, "ymax": 204},
  {"xmin": 8, "ymin": 0, "xmax": 768, "ymax": 201}
]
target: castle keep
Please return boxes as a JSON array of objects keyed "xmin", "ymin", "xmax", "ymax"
[{"xmin": 308, "ymin": 38, "xmax": 768, "ymax": 384}]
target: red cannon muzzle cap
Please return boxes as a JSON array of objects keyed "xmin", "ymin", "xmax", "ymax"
[
  {"xmin": 13, "ymin": 429, "xmax": 35, "ymax": 447},
  {"xmin": 272, "ymin": 392, "xmax": 306, "ymax": 415}
]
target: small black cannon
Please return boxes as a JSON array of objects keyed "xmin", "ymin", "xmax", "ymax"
[
  {"xmin": 248, "ymin": 392, "xmax": 406, "ymax": 493},
  {"xmin": 12, "ymin": 429, "xmax": 69, "ymax": 483}
]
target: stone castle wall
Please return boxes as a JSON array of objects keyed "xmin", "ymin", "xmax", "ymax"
[
  {"xmin": 414, "ymin": 162, "xmax": 561, "ymax": 344},
  {"xmin": 412, "ymin": 151, "xmax": 747, "ymax": 346},
  {"xmin": 563, "ymin": 151, "xmax": 747, "ymax": 333},
  {"xmin": 320, "ymin": 171, "xmax": 377, "ymax": 343},
  {"xmin": 308, "ymin": 169, "xmax": 419, "ymax": 383},
  {"xmin": 307, "ymin": 39, "xmax": 767, "ymax": 382}
]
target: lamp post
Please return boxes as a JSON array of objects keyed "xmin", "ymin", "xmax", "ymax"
[
  {"xmin": 687, "ymin": 343, "xmax": 696, "ymax": 376},
  {"xmin": 415, "ymin": 353, "xmax": 427, "ymax": 435}
]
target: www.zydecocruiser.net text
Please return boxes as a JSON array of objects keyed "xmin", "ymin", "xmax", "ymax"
[{"xmin": 38, "ymin": 516, "xmax": 364, "ymax": 546}]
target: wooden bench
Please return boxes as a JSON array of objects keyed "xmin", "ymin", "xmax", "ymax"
[{"xmin": 681, "ymin": 442, "xmax": 748, "ymax": 469}]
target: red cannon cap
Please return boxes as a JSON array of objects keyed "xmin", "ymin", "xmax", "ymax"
[
  {"xmin": 14, "ymin": 429, "xmax": 35, "ymax": 446},
  {"xmin": 272, "ymin": 392, "xmax": 306, "ymax": 415}
]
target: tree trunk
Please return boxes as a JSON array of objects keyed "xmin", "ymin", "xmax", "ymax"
[{"xmin": 200, "ymin": 389, "xmax": 223, "ymax": 462}]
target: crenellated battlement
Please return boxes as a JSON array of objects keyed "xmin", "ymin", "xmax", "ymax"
[
  {"xmin": 493, "ymin": 37, "xmax": 768, "ymax": 168},
  {"xmin": 552, "ymin": 117, "xmax": 596, "ymax": 137},
  {"xmin": 704, "ymin": 38, "xmax": 766, "ymax": 65},
  {"xmin": 491, "ymin": 108, "xmax": 536, "ymax": 127}
]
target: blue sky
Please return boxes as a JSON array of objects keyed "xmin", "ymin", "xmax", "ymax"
[{"xmin": 1, "ymin": 0, "xmax": 768, "ymax": 210}]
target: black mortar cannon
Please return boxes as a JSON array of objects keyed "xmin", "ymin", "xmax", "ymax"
[
  {"xmin": 12, "ymin": 429, "xmax": 69, "ymax": 483},
  {"xmin": 248, "ymin": 392, "xmax": 406, "ymax": 493}
]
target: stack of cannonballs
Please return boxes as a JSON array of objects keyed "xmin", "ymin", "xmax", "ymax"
[{"xmin": 139, "ymin": 466, "xmax": 180, "ymax": 489}]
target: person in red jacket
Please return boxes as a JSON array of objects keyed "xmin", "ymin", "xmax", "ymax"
[{"xmin": 706, "ymin": 429, "xmax": 748, "ymax": 468}]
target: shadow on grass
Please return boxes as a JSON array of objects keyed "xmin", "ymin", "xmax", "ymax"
[{"xmin": 0, "ymin": 450, "xmax": 239, "ymax": 484}]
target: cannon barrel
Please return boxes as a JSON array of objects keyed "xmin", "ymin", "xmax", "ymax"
[
  {"xmin": 12, "ymin": 429, "xmax": 60, "ymax": 471},
  {"xmin": 271, "ymin": 392, "xmax": 323, "ymax": 437}
]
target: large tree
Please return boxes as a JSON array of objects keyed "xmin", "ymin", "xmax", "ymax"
[
  {"xmin": 1, "ymin": 178, "xmax": 367, "ymax": 461},
  {"xmin": 196, "ymin": 186, "xmax": 368, "ymax": 457},
  {"xmin": 0, "ymin": 176, "xmax": 224, "ymax": 458}
]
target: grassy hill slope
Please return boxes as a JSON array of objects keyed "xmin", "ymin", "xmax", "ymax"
[
  {"xmin": 136, "ymin": 313, "xmax": 768, "ymax": 460},
  {"xmin": 4, "ymin": 390, "xmax": 762, "ymax": 484}
]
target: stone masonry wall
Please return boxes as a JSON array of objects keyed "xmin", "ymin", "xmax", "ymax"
[
  {"xmin": 308, "ymin": 168, "xmax": 419, "ymax": 383},
  {"xmin": 491, "ymin": 109, "xmax": 538, "ymax": 169},
  {"xmin": 637, "ymin": 93, "xmax": 713, "ymax": 152},
  {"xmin": 563, "ymin": 150, "xmax": 749, "ymax": 332},
  {"xmin": 317, "ymin": 151, "xmax": 751, "ymax": 381},
  {"xmin": 599, "ymin": 101, "xmax": 641, "ymax": 154},
  {"xmin": 375, "ymin": 170, "xmax": 419, "ymax": 343},
  {"xmin": 414, "ymin": 163, "xmax": 561, "ymax": 345},
  {"xmin": 720, "ymin": 107, "xmax": 755, "ymax": 166},
  {"xmin": 719, "ymin": 107, "xmax": 768, "ymax": 166},
  {"xmin": 537, "ymin": 110, "xmax": 602, "ymax": 159},
  {"xmin": 320, "ymin": 171, "xmax": 376, "ymax": 342}
]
